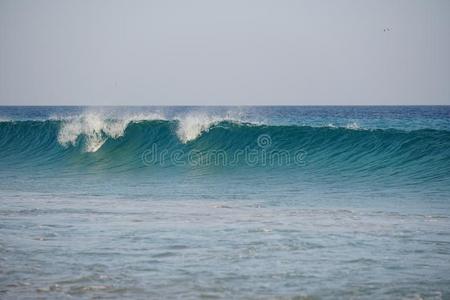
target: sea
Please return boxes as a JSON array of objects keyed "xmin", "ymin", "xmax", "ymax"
[{"xmin": 0, "ymin": 106, "xmax": 449, "ymax": 299}]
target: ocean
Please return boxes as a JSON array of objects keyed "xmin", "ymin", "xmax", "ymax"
[{"xmin": 0, "ymin": 106, "xmax": 449, "ymax": 299}]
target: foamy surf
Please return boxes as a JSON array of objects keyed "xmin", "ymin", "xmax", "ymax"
[
  {"xmin": 174, "ymin": 112, "xmax": 254, "ymax": 143},
  {"xmin": 58, "ymin": 114, "xmax": 128, "ymax": 152},
  {"xmin": 57, "ymin": 112, "xmax": 167, "ymax": 152},
  {"xmin": 55, "ymin": 111, "xmax": 255, "ymax": 151}
]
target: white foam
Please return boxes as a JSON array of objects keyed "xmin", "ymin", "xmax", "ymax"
[
  {"xmin": 58, "ymin": 114, "xmax": 125, "ymax": 152},
  {"xmin": 174, "ymin": 111, "xmax": 253, "ymax": 143},
  {"xmin": 57, "ymin": 112, "xmax": 166, "ymax": 152},
  {"xmin": 57, "ymin": 109, "xmax": 254, "ymax": 150},
  {"xmin": 175, "ymin": 113, "xmax": 223, "ymax": 143},
  {"xmin": 345, "ymin": 122, "xmax": 360, "ymax": 130}
]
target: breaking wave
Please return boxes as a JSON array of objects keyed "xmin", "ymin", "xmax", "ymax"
[{"xmin": 0, "ymin": 114, "xmax": 449, "ymax": 185}]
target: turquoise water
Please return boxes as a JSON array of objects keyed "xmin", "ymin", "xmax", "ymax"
[{"xmin": 1, "ymin": 106, "xmax": 449, "ymax": 299}]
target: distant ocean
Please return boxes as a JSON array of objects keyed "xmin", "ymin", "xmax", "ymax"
[{"xmin": 1, "ymin": 106, "xmax": 449, "ymax": 299}]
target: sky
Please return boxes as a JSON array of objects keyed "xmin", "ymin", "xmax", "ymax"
[{"xmin": 0, "ymin": 0, "xmax": 449, "ymax": 105}]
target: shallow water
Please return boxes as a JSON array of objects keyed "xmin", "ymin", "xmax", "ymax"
[{"xmin": 1, "ymin": 106, "xmax": 449, "ymax": 299}]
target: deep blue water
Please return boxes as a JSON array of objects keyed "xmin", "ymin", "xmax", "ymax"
[{"xmin": 1, "ymin": 106, "xmax": 449, "ymax": 299}]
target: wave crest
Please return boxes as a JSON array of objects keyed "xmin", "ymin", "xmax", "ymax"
[
  {"xmin": 175, "ymin": 113, "xmax": 249, "ymax": 143},
  {"xmin": 54, "ymin": 111, "xmax": 254, "ymax": 151},
  {"xmin": 57, "ymin": 112, "xmax": 166, "ymax": 152}
]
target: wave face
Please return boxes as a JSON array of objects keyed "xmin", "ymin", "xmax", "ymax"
[{"xmin": 1, "ymin": 115, "xmax": 449, "ymax": 187}]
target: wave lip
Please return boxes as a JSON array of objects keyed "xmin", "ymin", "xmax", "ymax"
[
  {"xmin": 52, "ymin": 111, "xmax": 257, "ymax": 151},
  {"xmin": 57, "ymin": 112, "xmax": 167, "ymax": 152},
  {"xmin": 175, "ymin": 113, "xmax": 224, "ymax": 144},
  {"xmin": 174, "ymin": 112, "xmax": 260, "ymax": 143},
  {"xmin": 58, "ymin": 114, "xmax": 128, "ymax": 152}
]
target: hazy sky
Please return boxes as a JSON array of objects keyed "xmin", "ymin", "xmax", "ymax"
[{"xmin": 0, "ymin": 0, "xmax": 449, "ymax": 105}]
